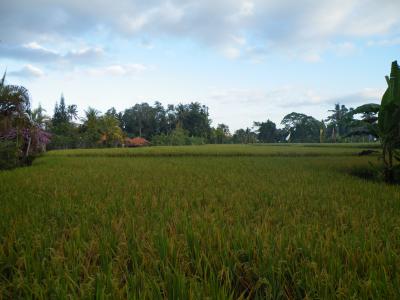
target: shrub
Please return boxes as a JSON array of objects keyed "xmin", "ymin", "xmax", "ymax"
[
  {"xmin": 0, "ymin": 140, "xmax": 19, "ymax": 170},
  {"xmin": 151, "ymin": 128, "xmax": 205, "ymax": 146}
]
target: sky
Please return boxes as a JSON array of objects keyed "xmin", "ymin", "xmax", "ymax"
[{"xmin": 0, "ymin": 0, "xmax": 399, "ymax": 130}]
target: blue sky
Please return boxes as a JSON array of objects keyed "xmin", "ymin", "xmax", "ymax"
[{"xmin": 1, "ymin": 0, "xmax": 399, "ymax": 130}]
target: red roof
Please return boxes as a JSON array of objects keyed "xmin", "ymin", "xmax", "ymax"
[{"xmin": 125, "ymin": 137, "xmax": 150, "ymax": 147}]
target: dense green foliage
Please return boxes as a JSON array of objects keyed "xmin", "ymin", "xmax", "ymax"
[
  {"xmin": 253, "ymin": 120, "xmax": 277, "ymax": 143},
  {"xmin": 48, "ymin": 99, "xmax": 213, "ymax": 149},
  {"xmin": 0, "ymin": 140, "xmax": 18, "ymax": 169},
  {"xmin": 281, "ymin": 113, "xmax": 323, "ymax": 143},
  {"xmin": 346, "ymin": 103, "xmax": 380, "ymax": 138},
  {"xmin": 1, "ymin": 144, "xmax": 399, "ymax": 299},
  {"xmin": 325, "ymin": 104, "xmax": 353, "ymax": 141},
  {"xmin": 378, "ymin": 61, "xmax": 400, "ymax": 182},
  {"xmin": 152, "ymin": 129, "xmax": 205, "ymax": 146},
  {"xmin": 45, "ymin": 92, "xmax": 377, "ymax": 150}
]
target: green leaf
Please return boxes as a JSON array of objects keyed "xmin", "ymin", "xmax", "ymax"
[{"xmin": 379, "ymin": 61, "xmax": 400, "ymax": 136}]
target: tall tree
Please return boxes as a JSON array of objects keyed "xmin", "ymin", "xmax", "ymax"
[
  {"xmin": 31, "ymin": 104, "xmax": 50, "ymax": 130},
  {"xmin": 232, "ymin": 128, "xmax": 257, "ymax": 144},
  {"xmin": 49, "ymin": 95, "xmax": 79, "ymax": 149},
  {"xmin": 326, "ymin": 103, "xmax": 354, "ymax": 141},
  {"xmin": 0, "ymin": 71, "xmax": 31, "ymax": 135},
  {"xmin": 67, "ymin": 104, "xmax": 78, "ymax": 121},
  {"xmin": 122, "ymin": 103, "xmax": 159, "ymax": 139},
  {"xmin": 254, "ymin": 120, "xmax": 277, "ymax": 143},
  {"xmin": 175, "ymin": 102, "xmax": 211, "ymax": 138},
  {"xmin": 281, "ymin": 112, "xmax": 323, "ymax": 143},
  {"xmin": 52, "ymin": 94, "xmax": 69, "ymax": 126},
  {"xmin": 346, "ymin": 103, "xmax": 380, "ymax": 139},
  {"xmin": 99, "ymin": 114, "xmax": 124, "ymax": 147},
  {"xmin": 211, "ymin": 123, "xmax": 231, "ymax": 144},
  {"xmin": 82, "ymin": 107, "xmax": 101, "ymax": 147}
]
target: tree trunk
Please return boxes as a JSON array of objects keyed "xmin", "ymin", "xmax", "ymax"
[
  {"xmin": 25, "ymin": 136, "xmax": 31, "ymax": 160},
  {"xmin": 383, "ymin": 145, "xmax": 394, "ymax": 183}
]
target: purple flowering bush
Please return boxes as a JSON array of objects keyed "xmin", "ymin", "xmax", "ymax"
[
  {"xmin": 1, "ymin": 72, "xmax": 51, "ymax": 169},
  {"xmin": 0, "ymin": 126, "xmax": 51, "ymax": 169}
]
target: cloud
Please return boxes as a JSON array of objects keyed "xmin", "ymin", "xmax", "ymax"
[
  {"xmin": 221, "ymin": 47, "xmax": 241, "ymax": 59},
  {"xmin": 206, "ymin": 86, "xmax": 326, "ymax": 129},
  {"xmin": 9, "ymin": 64, "xmax": 45, "ymax": 78},
  {"xmin": 0, "ymin": 0, "xmax": 399, "ymax": 61},
  {"xmin": 87, "ymin": 64, "xmax": 149, "ymax": 76},
  {"xmin": 209, "ymin": 87, "xmax": 266, "ymax": 104},
  {"xmin": 208, "ymin": 86, "xmax": 382, "ymax": 109},
  {"xmin": 330, "ymin": 42, "xmax": 357, "ymax": 56},
  {"xmin": 367, "ymin": 36, "xmax": 400, "ymax": 47},
  {"xmin": 209, "ymin": 86, "xmax": 324, "ymax": 106},
  {"xmin": 64, "ymin": 47, "xmax": 104, "ymax": 62},
  {"xmin": 301, "ymin": 52, "xmax": 322, "ymax": 63},
  {"xmin": 326, "ymin": 88, "xmax": 383, "ymax": 106},
  {"xmin": 206, "ymin": 86, "xmax": 383, "ymax": 129},
  {"xmin": 0, "ymin": 42, "xmax": 59, "ymax": 62},
  {"xmin": 0, "ymin": 41, "xmax": 104, "ymax": 65}
]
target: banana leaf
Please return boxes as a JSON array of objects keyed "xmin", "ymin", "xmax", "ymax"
[{"xmin": 379, "ymin": 61, "xmax": 400, "ymax": 138}]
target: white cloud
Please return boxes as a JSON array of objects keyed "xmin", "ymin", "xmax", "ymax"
[
  {"xmin": 302, "ymin": 52, "xmax": 322, "ymax": 63},
  {"xmin": 206, "ymin": 85, "xmax": 384, "ymax": 129},
  {"xmin": 9, "ymin": 64, "xmax": 45, "ymax": 78},
  {"xmin": 23, "ymin": 42, "xmax": 57, "ymax": 54},
  {"xmin": 327, "ymin": 88, "xmax": 383, "ymax": 106},
  {"xmin": 87, "ymin": 64, "xmax": 149, "ymax": 76},
  {"xmin": 208, "ymin": 86, "xmax": 324, "ymax": 107},
  {"xmin": 208, "ymin": 86, "xmax": 381, "ymax": 110},
  {"xmin": 0, "ymin": 0, "xmax": 399, "ymax": 61},
  {"xmin": 66, "ymin": 47, "xmax": 104, "ymax": 60},
  {"xmin": 367, "ymin": 37, "xmax": 400, "ymax": 47},
  {"xmin": 331, "ymin": 42, "xmax": 356, "ymax": 56},
  {"xmin": 222, "ymin": 47, "xmax": 241, "ymax": 59},
  {"xmin": 0, "ymin": 42, "xmax": 104, "ymax": 64}
]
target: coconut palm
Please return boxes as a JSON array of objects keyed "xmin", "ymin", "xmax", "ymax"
[
  {"xmin": 31, "ymin": 104, "xmax": 50, "ymax": 129},
  {"xmin": 0, "ymin": 72, "xmax": 50, "ymax": 167},
  {"xmin": 67, "ymin": 104, "xmax": 78, "ymax": 121},
  {"xmin": 0, "ymin": 72, "xmax": 31, "ymax": 134}
]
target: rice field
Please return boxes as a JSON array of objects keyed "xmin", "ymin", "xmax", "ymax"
[{"xmin": 1, "ymin": 144, "xmax": 399, "ymax": 299}]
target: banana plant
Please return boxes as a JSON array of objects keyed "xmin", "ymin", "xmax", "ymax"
[{"xmin": 379, "ymin": 61, "xmax": 400, "ymax": 183}]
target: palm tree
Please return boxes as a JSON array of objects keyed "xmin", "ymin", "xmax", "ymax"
[
  {"xmin": 84, "ymin": 107, "xmax": 100, "ymax": 123},
  {"xmin": 67, "ymin": 104, "xmax": 78, "ymax": 121},
  {"xmin": 0, "ymin": 72, "xmax": 51, "ymax": 166},
  {"xmin": 0, "ymin": 72, "xmax": 32, "ymax": 152},
  {"xmin": 326, "ymin": 103, "xmax": 350, "ymax": 141},
  {"xmin": 0, "ymin": 72, "xmax": 31, "ymax": 134},
  {"xmin": 31, "ymin": 104, "xmax": 50, "ymax": 129}
]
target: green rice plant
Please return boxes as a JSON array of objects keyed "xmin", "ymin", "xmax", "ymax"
[{"xmin": 0, "ymin": 144, "xmax": 399, "ymax": 299}]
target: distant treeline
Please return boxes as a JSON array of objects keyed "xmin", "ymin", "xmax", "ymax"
[
  {"xmin": 43, "ymin": 95, "xmax": 377, "ymax": 149},
  {"xmin": 1, "ymin": 70, "xmax": 379, "ymax": 161}
]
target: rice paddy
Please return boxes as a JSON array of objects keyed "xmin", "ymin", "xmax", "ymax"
[{"xmin": 1, "ymin": 144, "xmax": 399, "ymax": 299}]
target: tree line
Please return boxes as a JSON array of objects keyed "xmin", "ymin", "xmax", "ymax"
[
  {"xmin": 0, "ymin": 65, "xmax": 392, "ymax": 172},
  {"xmin": 43, "ymin": 98, "xmax": 378, "ymax": 149},
  {"xmin": 1, "ymin": 70, "xmax": 380, "ymax": 150}
]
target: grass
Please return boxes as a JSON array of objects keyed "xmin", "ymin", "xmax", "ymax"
[
  {"xmin": 47, "ymin": 143, "xmax": 380, "ymax": 158},
  {"xmin": 1, "ymin": 144, "xmax": 399, "ymax": 299}
]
